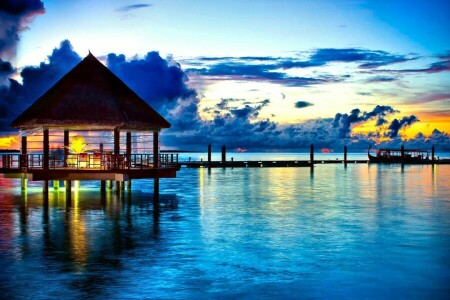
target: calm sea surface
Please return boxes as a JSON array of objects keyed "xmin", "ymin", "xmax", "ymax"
[{"xmin": 0, "ymin": 154, "xmax": 449, "ymax": 299}]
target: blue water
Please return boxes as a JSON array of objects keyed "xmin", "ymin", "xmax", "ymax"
[{"xmin": 0, "ymin": 163, "xmax": 449, "ymax": 299}]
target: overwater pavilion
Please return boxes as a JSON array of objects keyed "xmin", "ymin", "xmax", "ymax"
[{"xmin": 2, "ymin": 53, "xmax": 179, "ymax": 195}]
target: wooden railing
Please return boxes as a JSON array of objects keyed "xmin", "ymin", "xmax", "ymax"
[{"xmin": 0, "ymin": 153, "xmax": 178, "ymax": 170}]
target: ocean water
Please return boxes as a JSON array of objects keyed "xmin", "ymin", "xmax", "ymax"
[{"xmin": 0, "ymin": 161, "xmax": 449, "ymax": 299}]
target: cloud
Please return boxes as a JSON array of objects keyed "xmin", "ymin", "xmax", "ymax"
[
  {"xmin": 378, "ymin": 59, "xmax": 450, "ymax": 74},
  {"xmin": 366, "ymin": 76, "xmax": 398, "ymax": 83},
  {"xmin": 386, "ymin": 115, "xmax": 419, "ymax": 138},
  {"xmin": 0, "ymin": 58, "xmax": 15, "ymax": 86},
  {"xmin": 187, "ymin": 61, "xmax": 346, "ymax": 87},
  {"xmin": 2, "ymin": 41, "xmax": 449, "ymax": 152},
  {"xmin": 332, "ymin": 105, "xmax": 397, "ymax": 138},
  {"xmin": 116, "ymin": 3, "xmax": 152, "ymax": 13},
  {"xmin": 0, "ymin": 0, "xmax": 44, "ymax": 88},
  {"xmin": 294, "ymin": 101, "xmax": 313, "ymax": 109},
  {"xmin": 184, "ymin": 48, "xmax": 420, "ymax": 88},
  {"xmin": 107, "ymin": 51, "xmax": 196, "ymax": 114},
  {"xmin": 0, "ymin": 40, "xmax": 81, "ymax": 130},
  {"xmin": 307, "ymin": 48, "xmax": 415, "ymax": 69},
  {"xmin": 0, "ymin": 0, "xmax": 44, "ymax": 60}
]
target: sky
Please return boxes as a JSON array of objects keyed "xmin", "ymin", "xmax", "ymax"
[{"xmin": 1, "ymin": 0, "xmax": 449, "ymax": 151}]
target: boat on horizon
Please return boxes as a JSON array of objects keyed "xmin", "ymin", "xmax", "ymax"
[{"xmin": 368, "ymin": 145, "xmax": 430, "ymax": 163}]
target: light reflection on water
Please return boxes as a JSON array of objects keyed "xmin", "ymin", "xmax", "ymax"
[{"xmin": 0, "ymin": 164, "xmax": 449, "ymax": 299}]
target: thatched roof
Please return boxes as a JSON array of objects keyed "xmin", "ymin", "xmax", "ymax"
[{"xmin": 11, "ymin": 52, "xmax": 171, "ymax": 130}]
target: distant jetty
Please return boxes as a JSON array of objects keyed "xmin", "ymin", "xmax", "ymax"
[{"xmin": 180, "ymin": 144, "xmax": 449, "ymax": 168}]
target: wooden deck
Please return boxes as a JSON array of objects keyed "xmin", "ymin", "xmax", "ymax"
[{"xmin": 0, "ymin": 153, "xmax": 180, "ymax": 181}]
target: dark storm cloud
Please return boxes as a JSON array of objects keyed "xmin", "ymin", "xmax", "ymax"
[
  {"xmin": 116, "ymin": 3, "xmax": 152, "ymax": 12},
  {"xmin": 0, "ymin": 40, "xmax": 81, "ymax": 130},
  {"xmin": 332, "ymin": 105, "xmax": 397, "ymax": 138},
  {"xmin": 107, "ymin": 51, "xmax": 196, "ymax": 113},
  {"xmin": 294, "ymin": 101, "xmax": 313, "ymax": 109},
  {"xmin": 0, "ymin": 59, "xmax": 15, "ymax": 83},
  {"xmin": 0, "ymin": 0, "xmax": 44, "ymax": 60},
  {"xmin": 386, "ymin": 115, "xmax": 418, "ymax": 138}
]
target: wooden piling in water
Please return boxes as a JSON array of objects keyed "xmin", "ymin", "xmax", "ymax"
[
  {"xmin": 432, "ymin": 146, "xmax": 435, "ymax": 164},
  {"xmin": 154, "ymin": 177, "xmax": 160, "ymax": 200},
  {"xmin": 43, "ymin": 180, "xmax": 49, "ymax": 193},
  {"xmin": 65, "ymin": 180, "xmax": 72, "ymax": 193},
  {"xmin": 310, "ymin": 144, "xmax": 314, "ymax": 171},
  {"xmin": 344, "ymin": 146, "xmax": 348, "ymax": 166},
  {"xmin": 21, "ymin": 176, "xmax": 27, "ymax": 191},
  {"xmin": 221, "ymin": 146, "xmax": 226, "ymax": 163},
  {"xmin": 401, "ymin": 145, "xmax": 405, "ymax": 164},
  {"xmin": 208, "ymin": 144, "xmax": 212, "ymax": 167}
]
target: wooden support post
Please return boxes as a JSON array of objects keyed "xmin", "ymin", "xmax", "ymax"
[
  {"xmin": 53, "ymin": 180, "xmax": 60, "ymax": 190},
  {"xmin": 115, "ymin": 181, "xmax": 120, "ymax": 193},
  {"xmin": 43, "ymin": 129, "xmax": 49, "ymax": 170},
  {"xmin": 310, "ymin": 144, "xmax": 314, "ymax": 170},
  {"xmin": 43, "ymin": 180, "xmax": 49, "ymax": 193},
  {"xmin": 221, "ymin": 145, "xmax": 226, "ymax": 163},
  {"xmin": 154, "ymin": 177, "xmax": 160, "ymax": 200},
  {"xmin": 401, "ymin": 145, "xmax": 405, "ymax": 164},
  {"xmin": 64, "ymin": 130, "xmax": 69, "ymax": 167},
  {"xmin": 108, "ymin": 180, "xmax": 113, "ymax": 190},
  {"xmin": 344, "ymin": 146, "xmax": 348, "ymax": 166},
  {"xmin": 114, "ymin": 128, "xmax": 120, "ymax": 169},
  {"xmin": 121, "ymin": 181, "xmax": 125, "ymax": 191},
  {"xmin": 100, "ymin": 180, "xmax": 106, "ymax": 192},
  {"xmin": 21, "ymin": 176, "xmax": 27, "ymax": 191},
  {"xmin": 208, "ymin": 144, "xmax": 212, "ymax": 166},
  {"xmin": 153, "ymin": 131, "xmax": 159, "ymax": 168},
  {"xmin": 126, "ymin": 132, "xmax": 131, "ymax": 169},
  {"xmin": 20, "ymin": 136, "xmax": 27, "ymax": 169},
  {"xmin": 431, "ymin": 146, "xmax": 435, "ymax": 164},
  {"xmin": 65, "ymin": 180, "xmax": 72, "ymax": 193},
  {"xmin": 127, "ymin": 180, "xmax": 132, "ymax": 190}
]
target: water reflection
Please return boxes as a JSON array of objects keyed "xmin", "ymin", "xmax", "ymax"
[
  {"xmin": 0, "ymin": 165, "xmax": 449, "ymax": 298},
  {"xmin": 0, "ymin": 185, "xmax": 180, "ymax": 297}
]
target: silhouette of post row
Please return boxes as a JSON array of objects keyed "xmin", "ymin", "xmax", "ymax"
[{"xmin": 179, "ymin": 144, "xmax": 446, "ymax": 169}]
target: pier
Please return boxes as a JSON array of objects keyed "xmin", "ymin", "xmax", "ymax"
[{"xmin": 178, "ymin": 144, "xmax": 449, "ymax": 168}]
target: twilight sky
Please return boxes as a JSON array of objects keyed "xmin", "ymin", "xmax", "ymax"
[{"xmin": 1, "ymin": 0, "xmax": 449, "ymax": 151}]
